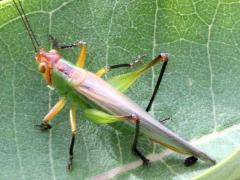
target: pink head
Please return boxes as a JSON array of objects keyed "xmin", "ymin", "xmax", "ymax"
[
  {"xmin": 35, "ymin": 49, "xmax": 61, "ymax": 85},
  {"xmin": 13, "ymin": 1, "xmax": 61, "ymax": 86}
]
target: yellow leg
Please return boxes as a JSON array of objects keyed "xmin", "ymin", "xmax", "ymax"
[
  {"xmin": 67, "ymin": 103, "xmax": 77, "ymax": 170},
  {"xmin": 75, "ymin": 41, "xmax": 87, "ymax": 68},
  {"xmin": 69, "ymin": 104, "xmax": 77, "ymax": 135},
  {"xmin": 95, "ymin": 66, "xmax": 110, "ymax": 77},
  {"xmin": 36, "ymin": 97, "xmax": 66, "ymax": 129}
]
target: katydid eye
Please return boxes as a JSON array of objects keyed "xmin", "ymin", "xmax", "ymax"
[{"xmin": 38, "ymin": 62, "xmax": 47, "ymax": 73}]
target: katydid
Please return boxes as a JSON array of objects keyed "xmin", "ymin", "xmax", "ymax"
[{"xmin": 13, "ymin": 0, "xmax": 216, "ymax": 170}]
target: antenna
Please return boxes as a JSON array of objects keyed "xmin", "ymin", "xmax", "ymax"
[{"xmin": 13, "ymin": 0, "xmax": 40, "ymax": 52}]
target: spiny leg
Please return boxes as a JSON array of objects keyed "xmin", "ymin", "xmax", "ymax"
[
  {"xmin": 67, "ymin": 103, "xmax": 77, "ymax": 171},
  {"xmin": 95, "ymin": 55, "xmax": 145, "ymax": 77},
  {"xmin": 36, "ymin": 97, "xmax": 66, "ymax": 130},
  {"xmin": 141, "ymin": 53, "xmax": 197, "ymax": 166},
  {"xmin": 131, "ymin": 53, "xmax": 169, "ymax": 165},
  {"xmin": 48, "ymin": 35, "xmax": 87, "ymax": 68}
]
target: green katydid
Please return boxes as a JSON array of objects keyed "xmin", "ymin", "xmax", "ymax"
[{"xmin": 13, "ymin": 0, "xmax": 216, "ymax": 171}]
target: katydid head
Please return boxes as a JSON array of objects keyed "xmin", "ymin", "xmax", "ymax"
[
  {"xmin": 13, "ymin": 0, "xmax": 57, "ymax": 86},
  {"xmin": 35, "ymin": 49, "xmax": 61, "ymax": 85}
]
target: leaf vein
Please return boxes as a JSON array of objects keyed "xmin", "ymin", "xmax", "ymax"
[
  {"xmin": 11, "ymin": 54, "xmax": 25, "ymax": 179},
  {"xmin": 207, "ymin": 0, "xmax": 221, "ymax": 132}
]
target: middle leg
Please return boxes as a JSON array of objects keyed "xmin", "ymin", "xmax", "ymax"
[
  {"xmin": 67, "ymin": 103, "xmax": 77, "ymax": 171},
  {"xmin": 95, "ymin": 55, "xmax": 146, "ymax": 77},
  {"xmin": 49, "ymin": 35, "xmax": 87, "ymax": 68}
]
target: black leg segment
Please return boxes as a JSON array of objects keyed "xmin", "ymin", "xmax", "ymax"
[
  {"xmin": 48, "ymin": 35, "xmax": 62, "ymax": 49},
  {"xmin": 131, "ymin": 117, "xmax": 150, "ymax": 165},
  {"xmin": 67, "ymin": 135, "xmax": 76, "ymax": 171},
  {"xmin": 110, "ymin": 64, "xmax": 132, "ymax": 69},
  {"xmin": 35, "ymin": 122, "xmax": 52, "ymax": 130},
  {"xmin": 146, "ymin": 60, "xmax": 168, "ymax": 112},
  {"xmin": 108, "ymin": 55, "xmax": 145, "ymax": 70},
  {"xmin": 48, "ymin": 34, "xmax": 79, "ymax": 49},
  {"xmin": 96, "ymin": 54, "xmax": 146, "ymax": 77}
]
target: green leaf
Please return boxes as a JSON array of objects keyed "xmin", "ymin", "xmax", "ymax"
[
  {"xmin": 194, "ymin": 147, "xmax": 240, "ymax": 180},
  {"xmin": 1, "ymin": 0, "xmax": 240, "ymax": 179}
]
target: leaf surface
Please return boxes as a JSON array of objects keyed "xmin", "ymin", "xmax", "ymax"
[{"xmin": 194, "ymin": 147, "xmax": 240, "ymax": 180}]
